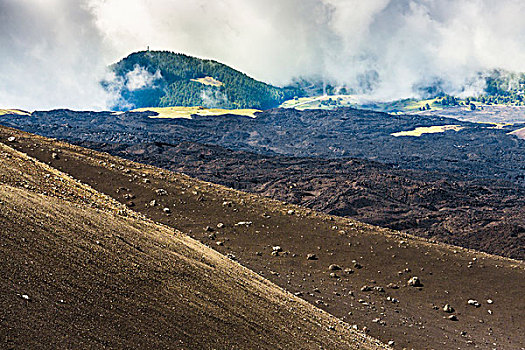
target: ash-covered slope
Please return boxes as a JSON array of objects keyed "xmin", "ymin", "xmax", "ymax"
[
  {"xmin": 0, "ymin": 137, "xmax": 384, "ymax": 349},
  {"xmin": 80, "ymin": 140, "xmax": 525, "ymax": 260},
  {"xmin": 2, "ymin": 126, "xmax": 524, "ymax": 350}
]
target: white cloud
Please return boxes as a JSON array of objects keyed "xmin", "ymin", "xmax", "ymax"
[
  {"xmin": 125, "ymin": 65, "xmax": 162, "ymax": 91},
  {"xmin": 0, "ymin": 0, "xmax": 110, "ymax": 111},
  {"xmin": 2, "ymin": 0, "xmax": 525, "ymax": 110}
]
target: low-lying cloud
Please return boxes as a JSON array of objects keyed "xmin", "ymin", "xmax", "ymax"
[
  {"xmin": 0, "ymin": 0, "xmax": 109, "ymax": 110},
  {"xmin": 2, "ymin": 0, "xmax": 525, "ymax": 110},
  {"xmin": 123, "ymin": 65, "xmax": 162, "ymax": 92}
]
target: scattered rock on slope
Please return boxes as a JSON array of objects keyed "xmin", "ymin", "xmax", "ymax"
[{"xmin": 407, "ymin": 276, "xmax": 422, "ymax": 287}]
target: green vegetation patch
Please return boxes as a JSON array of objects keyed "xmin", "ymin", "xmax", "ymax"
[{"xmin": 105, "ymin": 51, "xmax": 299, "ymax": 110}]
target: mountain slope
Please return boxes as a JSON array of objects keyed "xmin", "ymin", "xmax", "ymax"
[
  {"xmin": 0, "ymin": 137, "xmax": 385, "ymax": 349},
  {"xmin": 80, "ymin": 140, "xmax": 525, "ymax": 259},
  {"xmin": 2, "ymin": 126, "xmax": 524, "ymax": 349},
  {"xmin": 2, "ymin": 108, "xmax": 523, "ymax": 258},
  {"xmin": 106, "ymin": 51, "xmax": 298, "ymax": 110}
]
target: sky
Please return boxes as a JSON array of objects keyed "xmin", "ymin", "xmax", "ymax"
[{"xmin": 1, "ymin": 0, "xmax": 525, "ymax": 110}]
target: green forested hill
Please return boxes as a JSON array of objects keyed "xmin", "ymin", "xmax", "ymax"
[{"xmin": 105, "ymin": 51, "xmax": 299, "ymax": 110}]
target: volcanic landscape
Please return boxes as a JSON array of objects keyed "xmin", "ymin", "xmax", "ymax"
[
  {"xmin": 2, "ymin": 108, "xmax": 523, "ymax": 260},
  {"xmin": 0, "ymin": 121, "xmax": 523, "ymax": 349}
]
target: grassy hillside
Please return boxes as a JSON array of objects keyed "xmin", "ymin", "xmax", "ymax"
[{"xmin": 105, "ymin": 51, "xmax": 299, "ymax": 110}]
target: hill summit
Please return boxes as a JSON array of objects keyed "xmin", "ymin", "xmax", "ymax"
[{"xmin": 104, "ymin": 51, "xmax": 298, "ymax": 110}]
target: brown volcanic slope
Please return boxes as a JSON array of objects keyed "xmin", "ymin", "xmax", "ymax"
[
  {"xmin": 81, "ymin": 141, "xmax": 525, "ymax": 259},
  {"xmin": 0, "ymin": 137, "xmax": 385, "ymax": 349},
  {"xmin": 1, "ymin": 126, "xmax": 525, "ymax": 349}
]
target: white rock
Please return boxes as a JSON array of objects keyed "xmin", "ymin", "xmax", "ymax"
[
  {"xmin": 467, "ymin": 299, "xmax": 481, "ymax": 307},
  {"xmin": 156, "ymin": 189, "xmax": 168, "ymax": 196},
  {"xmin": 235, "ymin": 221, "xmax": 252, "ymax": 226},
  {"xmin": 328, "ymin": 264, "xmax": 342, "ymax": 271},
  {"xmin": 443, "ymin": 304, "xmax": 454, "ymax": 313},
  {"xmin": 407, "ymin": 276, "xmax": 422, "ymax": 287}
]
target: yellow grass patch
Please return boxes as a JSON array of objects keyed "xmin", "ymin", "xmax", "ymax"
[
  {"xmin": 132, "ymin": 106, "xmax": 260, "ymax": 119},
  {"xmin": 392, "ymin": 125, "xmax": 465, "ymax": 137},
  {"xmin": 508, "ymin": 126, "xmax": 525, "ymax": 140},
  {"xmin": 190, "ymin": 76, "xmax": 224, "ymax": 87},
  {"xmin": 0, "ymin": 109, "xmax": 30, "ymax": 116}
]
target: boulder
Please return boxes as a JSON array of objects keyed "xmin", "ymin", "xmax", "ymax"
[{"xmin": 407, "ymin": 276, "xmax": 422, "ymax": 287}]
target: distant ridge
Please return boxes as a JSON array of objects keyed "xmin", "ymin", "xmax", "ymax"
[{"xmin": 105, "ymin": 51, "xmax": 299, "ymax": 110}]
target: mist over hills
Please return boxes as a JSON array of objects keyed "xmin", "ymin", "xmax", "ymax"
[
  {"xmin": 102, "ymin": 50, "xmax": 525, "ymax": 111},
  {"xmin": 4, "ymin": 0, "xmax": 525, "ymax": 110}
]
